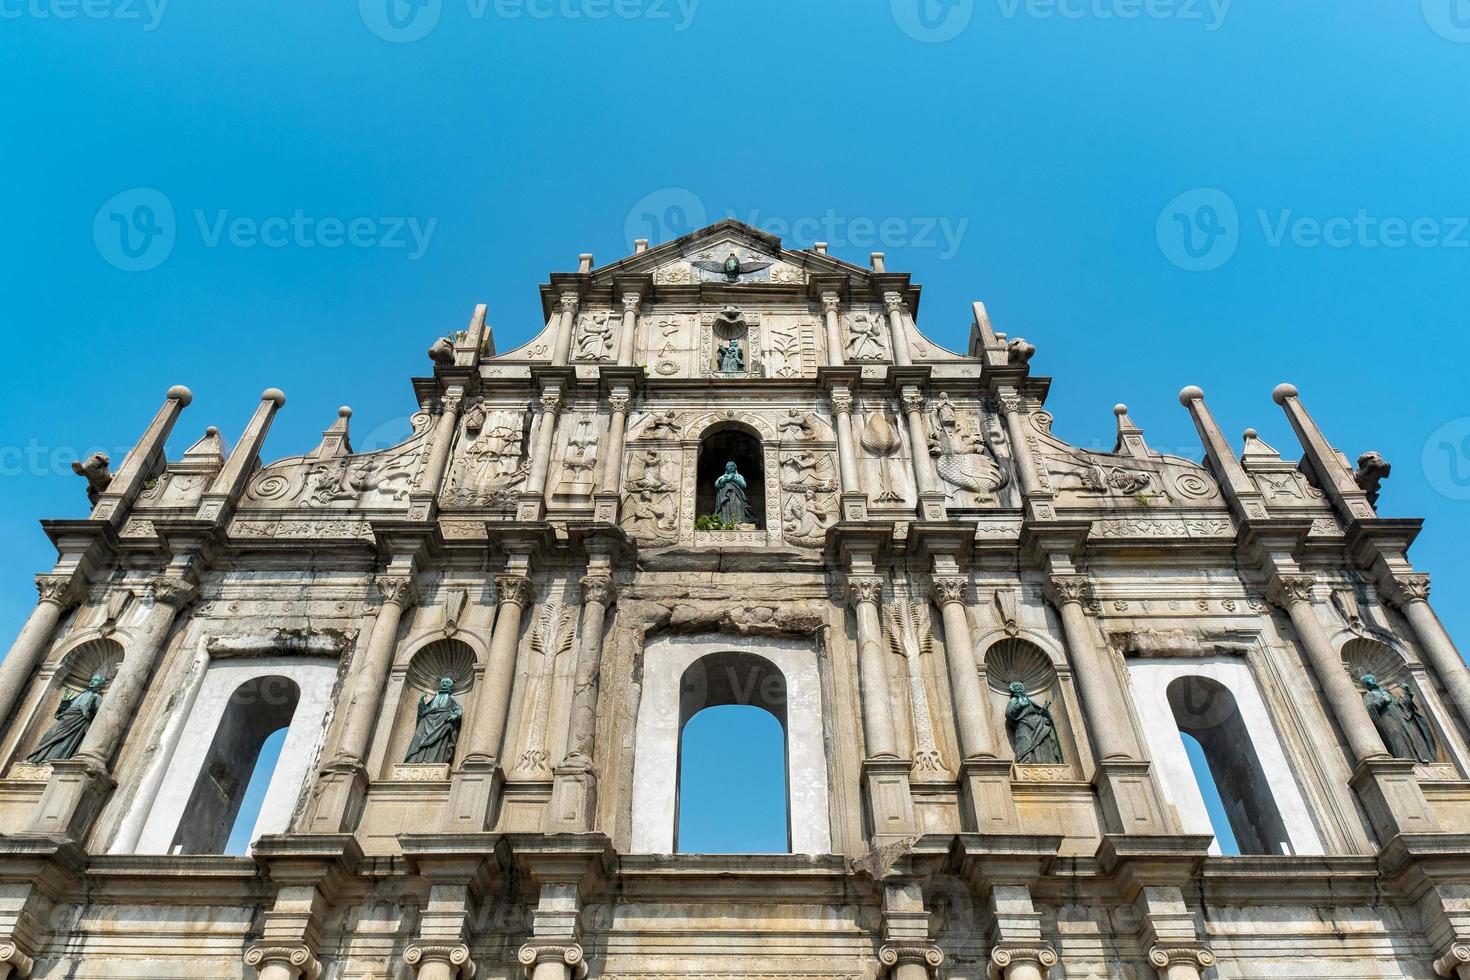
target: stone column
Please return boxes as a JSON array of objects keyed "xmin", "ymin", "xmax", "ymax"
[
  {"xmin": 88, "ymin": 384, "xmax": 193, "ymax": 527},
  {"xmin": 929, "ymin": 577, "xmax": 996, "ymax": 760},
  {"xmin": 243, "ymin": 946, "xmax": 320, "ymax": 980},
  {"xmin": 1266, "ymin": 574, "xmax": 1387, "ymax": 767},
  {"xmin": 551, "ymin": 291, "xmax": 580, "ymax": 366},
  {"xmin": 1044, "ymin": 574, "xmax": 1169, "ymax": 833},
  {"xmin": 0, "ymin": 943, "xmax": 35, "ymax": 980},
  {"xmin": 822, "ymin": 292, "xmax": 845, "ymax": 367},
  {"xmin": 521, "ymin": 391, "xmax": 563, "ymax": 522},
  {"xmin": 849, "ymin": 576, "xmax": 915, "ymax": 838},
  {"xmin": 616, "ymin": 291, "xmax": 641, "ymax": 366},
  {"xmin": 410, "ymin": 390, "xmax": 466, "ymax": 519},
  {"xmin": 403, "ymin": 945, "xmax": 474, "ymax": 980},
  {"xmin": 1386, "ymin": 574, "xmax": 1470, "ymax": 731},
  {"xmin": 900, "ymin": 389, "xmax": 938, "ymax": 495},
  {"xmin": 831, "ymin": 387, "xmax": 862, "ymax": 493},
  {"xmin": 549, "ymin": 573, "xmax": 614, "ymax": 832},
  {"xmin": 996, "ymin": 394, "xmax": 1042, "ymax": 498},
  {"xmin": 883, "ymin": 291, "xmax": 913, "ymax": 366},
  {"xmin": 446, "ymin": 573, "xmax": 533, "ymax": 830},
  {"xmin": 593, "ymin": 392, "xmax": 630, "ymax": 524},
  {"xmin": 333, "ymin": 575, "xmax": 416, "ymax": 766},
  {"xmin": 0, "ymin": 575, "xmax": 85, "ymax": 736},
  {"xmin": 28, "ymin": 573, "xmax": 196, "ymax": 839}
]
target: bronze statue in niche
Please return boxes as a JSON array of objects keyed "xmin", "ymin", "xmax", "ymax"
[
  {"xmin": 27, "ymin": 673, "xmax": 105, "ymax": 763},
  {"xmin": 404, "ymin": 676, "xmax": 464, "ymax": 765},
  {"xmin": 1005, "ymin": 681, "xmax": 1063, "ymax": 765}
]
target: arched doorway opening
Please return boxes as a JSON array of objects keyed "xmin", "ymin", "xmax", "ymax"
[{"xmin": 696, "ymin": 425, "xmax": 765, "ymax": 528}]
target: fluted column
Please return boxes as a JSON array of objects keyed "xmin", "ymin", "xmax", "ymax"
[
  {"xmin": 1385, "ymin": 574, "xmax": 1470, "ymax": 732},
  {"xmin": 551, "ymin": 291, "xmax": 580, "ymax": 366},
  {"xmin": 900, "ymin": 388, "xmax": 938, "ymax": 495},
  {"xmin": 0, "ymin": 575, "xmax": 85, "ymax": 736},
  {"xmin": 831, "ymin": 386, "xmax": 862, "ymax": 493},
  {"xmin": 466, "ymin": 574, "xmax": 533, "ymax": 764},
  {"xmin": 930, "ymin": 577, "xmax": 996, "ymax": 760},
  {"xmin": 549, "ymin": 573, "xmax": 614, "ymax": 831},
  {"xmin": 596, "ymin": 394, "xmax": 630, "ymax": 494},
  {"xmin": 526, "ymin": 391, "xmax": 563, "ymax": 498},
  {"xmin": 847, "ymin": 577, "xmax": 898, "ymax": 759},
  {"xmin": 616, "ymin": 291, "xmax": 641, "ymax": 366},
  {"xmin": 1266, "ymin": 574, "xmax": 1387, "ymax": 766},
  {"xmin": 822, "ymin": 291, "xmax": 845, "ymax": 367},
  {"xmin": 997, "ymin": 393, "xmax": 1043, "ymax": 498},
  {"xmin": 883, "ymin": 291, "xmax": 913, "ymax": 366},
  {"xmin": 333, "ymin": 575, "xmax": 417, "ymax": 766}
]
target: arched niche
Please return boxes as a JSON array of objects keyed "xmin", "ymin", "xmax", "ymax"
[
  {"xmin": 1341, "ymin": 637, "xmax": 1445, "ymax": 765},
  {"xmin": 383, "ymin": 637, "xmax": 478, "ymax": 770},
  {"xmin": 132, "ymin": 656, "xmax": 337, "ymax": 855},
  {"xmin": 10, "ymin": 636, "xmax": 123, "ymax": 771},
  {"xmin": 983, "ymin": 637, "xmax": 1077, "ymax": 772},
  {"xmin": 631, "ymin": 634, "xmax": 830, "ymax": 856},
  {"xmin": 695, "ymin": 422, "xmax": 766, "ymax": 528},
  {"xmin": 1129, "ymin": 657, "xmax": 1324, "ymax": 856}
]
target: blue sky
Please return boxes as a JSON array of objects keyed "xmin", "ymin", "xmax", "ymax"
[{"xmin": 4, "ymin": 0, "xmax": 1469, "ymax": 855}]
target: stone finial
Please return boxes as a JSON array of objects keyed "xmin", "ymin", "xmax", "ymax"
[
  {"xmin": 871, "ymin": 252, "xmax": 886, "ymax": 272},
  {"xmin": 261, "ymin": 388, "xmax": 287, "ymax": 407},
  {"xmin": 578, "ymin": 253, "xmax": 594, "ymax": 274},
  {"xmin": 634, "ymin": 239, "xmax": 648, "ymax": 254},
  {"xmin": 308, "ymin": 407, "xmax": 353, "ymax": 460},
  {"xmin": 1178, "ymin": 385, "xmax": 1205, "ymax": 405},
  {"xmin": 1272, "ymin": 382, "xmax": 1299, "ymax": 405},
  {"xmin": 814, "ymin": 241, "xmax": 829, "ymax": 255},
  {"xmin": 1113, "ymin": 403, "xmax": 1151, "ymax": 459},
  {"xmin": 1239, "ymin": 428, "xmax": 1281, "ymax": 463},
  {"xmin": 182, "ymin": 426, "xmax": 227, "ymax": 465},
  {"xmin": 166, "ymin": 384, "xmax": 193, "ymax": 406}
]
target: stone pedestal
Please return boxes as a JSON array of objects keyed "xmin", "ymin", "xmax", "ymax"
[
  {"xmin": 444, "ymin": 758, "xmax": 505, "ymax": 832},
  {"xmin": 1350, "ymin": 757, "xmax": 1439, "ymax": 840},
  {"xmin": 547, "ymin": 763, "xmax": 595, "ymax": 833},
  {"xmin": 863, "ymin": 758, "xmax": 916, "ymax": 840},
  {"xmin": 24, "ymin": 758, "xmax": 114, "ymax": 841},
  {"xmin": 959, "ymin": 758, "xmax": 1019, "ymax": 833}
]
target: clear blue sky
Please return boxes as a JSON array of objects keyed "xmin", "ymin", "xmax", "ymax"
[{"xmin": 4, "ymin": 1, "xmax": 1468, "ymax": 855}]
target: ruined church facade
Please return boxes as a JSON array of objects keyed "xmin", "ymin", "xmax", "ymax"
[{"xmin": 0, "ymin": 219, "xmax": 1467, "ymax": 980}]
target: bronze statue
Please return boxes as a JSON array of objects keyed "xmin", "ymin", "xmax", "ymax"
[
  {"xmin": 1005, "ymin": 681, "xmax": 1063, "ymax": 765},
  {"xmin": 714, "ymin": 461, "xmax": 752, "ymax": 525},
  {"xmin": 1397, "ymin": 687, "xmax": 1438, "ymax": 763},
  {"xmin": 1362, "ymin": 674, "xmax": 1425, "ymax": 761},
  {"xmin": 693, "ymin": 251, "xmax": 773, "ymax": 283},
  {"xmin": 403, "ymin": 676, "xmax": 463, "ymax": 765},
  {"xmin": 27, "ymin": 673, "xmax": 105, "ymax": 763},
  {"xmin": 716, "ymin": 337, "xmax": 745, "ymax": 374}
]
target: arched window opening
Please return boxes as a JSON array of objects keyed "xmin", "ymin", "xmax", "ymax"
[
  {"xmin": 1178, "ymin": 730, "xmax": 1241, "ymax": 855},
  {"xmin": 696, "ymin": 427, "xmax": 765, "ymax": 528},
  {"xmin": 223, "ymin": 726, "xmax": 287, "ymax": 855},
  {"xmin": 1166, "ymin": 675, "xmax": 1290, "ymax": 856},
  {"xmin": 674, "ymin": 651, "xmax": 790, "ymax": 853},
  {"xmin": 171, "ymin": 675, "xmax": 300, "ymax": 855},
  {"xmin": 677, "ymin": 705, "xmax": 788, "ymax": 853}
]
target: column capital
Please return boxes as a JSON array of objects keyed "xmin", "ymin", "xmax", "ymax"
[
  {"xmin": 148, "ymin": 575, "xmax": 198, "ymax": 610},
  {"xmin": 518, "ymin": 943, "xmax": 586, "ymax": 980},
  {"xmin": 539, "ymin": 390, "xmax": 563, "ymax": 415},
  {"xmin": 1044, "ymin": 574, "xmax": 1091, "ymax": 609},
  {"xmin": 831, "ymin": 389, "xmax": 854, "ymax": 415},
  {"xmin": 998, "ymin": 393, "xmax": 1024, "ymax": 415},
  {"xmin": 878, "ymin": 944, "xmax": 943, "ymax": 978},
  {"xmin": 558, "ymin": 291, "xmax": 580, "ymax": 315},
  {"xmin": 607, "ymin": 393, "xmax": 631, "ymax": 415},
  {"xmin": 496, "ymin": 574, "xmax": 535, "ymax": 609},
  {"xmin": 245, "ymin": 944, "xmax": 321, "ymax": 980},
  {"xmin": 882, "ymin": 291, "xmax": 906, "ymax": 315},
  {"xmin": 35, "ymin": 574, "xmax": 85, "ymax": 609},
  {"xmin": 1266, "ymin": 572, "xmax": 1317, "ymax": 609},
  {"xmin": 1147, "ymin": 944, "xmax": 1216, "ymax": 973},
  {"xmin": 900, "ymin": 390, "xmax": 926, "ymax": 414},
  {"xmin": 405, "ymin": 944, "xmax": 476, "ymax": 979},
  {"xmin": 987, "ymin": 944, "xmax": 1057, "ymax": 980},
  {"xmin": 374, "ymin": 574, "xmax": 418, "ymax": 611},
  {"xmin": 847, "ymin": 575, "xmax": 885, "ymax": 609},
  {"xmin": 621, "ymin": 291, "xmax": 642, "ymax": 313},
  {"xmin": 580, "ymin": 574, "xmax": 615, "ymax": 607},
  {"xmin": 931, "ymin": 575, "xmax": 969, "ymax": 606},
  {"xmin": 0, "ymin": 941, "xmax": 35, "ymax": 980},
  {"xmin": 821, "ymin": 291, "xmax": 842, "ymax": 315},
  {"xmin": 1386, "ymin": 572, "xmax": 1431, "ymax": 608},
  {"xmin": 1434, "ymin": 941, "xmax": 1470, "ymax": 979}
]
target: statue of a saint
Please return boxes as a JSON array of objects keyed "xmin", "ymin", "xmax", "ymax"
[
  {"xmin": 1362, "ymin": 674, "xmax": 1416, "ymax": 761},
  {"xmin": 27, "ymin": 673, "xmax": 105, "ymax": 763},
  {"xmin": 1005, "ymin": 681, "xmax": 1063, "ymax": 765},
  {"xmin": 717, "ymin": 338, "xmax": 745, "ymax": 374},
  {"xmin": 1398, "ymin": 687, "xmax": 1438, "ymax": 763},
  {"xmin": 403, "ymin": 677, "xmax": 463, "ymax": 765},
  {"xmin": 714, "ymin": 461, "xmax": 752, "ymax": 524}
]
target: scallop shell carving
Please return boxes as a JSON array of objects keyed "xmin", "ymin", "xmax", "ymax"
[
  {"xmin": 406, "ymin": 638, "xmax": 477, "ymax": 695},
  {"xmin": 1341, "ymin": 637, "xmax": 1411, "ymax": 691},
  {"xmin": 984, "ymin": 637, "xmax": 1058, "ymax": 697},
  {"xmin": 61, "ymin": 638, "xmax": 124, "ymax": 691}
]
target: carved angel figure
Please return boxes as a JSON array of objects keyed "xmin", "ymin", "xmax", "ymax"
[
  {"xmin": 845, "ymin": 313, "xmax": 887, "ymax": 361},
  {"xmin": 781, "ymin": 488, "xmax": 829, "ymax": 543},
  {"xmin": 777, "ymin": 409, "xmax": 815, "ymax": 442},
  {"xmin": 625, "ymin": 449, "xmax": 671, "ymax": 492}
]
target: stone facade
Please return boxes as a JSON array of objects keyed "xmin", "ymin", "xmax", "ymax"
[{"xmin": 0, "ymin": 218, "xmax": 1468, "ymax": 979}]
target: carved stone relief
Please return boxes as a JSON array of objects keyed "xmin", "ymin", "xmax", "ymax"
[
  {"xmin": 245, "ymin": 411, "xmax": 433, "ymax": 510},
  {"xmin": 442, "ymin": 407, "xmax": 530, "ymax": 509}
]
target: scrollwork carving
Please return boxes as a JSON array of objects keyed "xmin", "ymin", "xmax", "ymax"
[
  {"xmin": 245, "ymin": 944, "xmax": 322, "ymax": 980},
  {"xmin": 518, "ymin": 943, "xmax": 586, "ymax": 980},
  {"xmin": 405, "ymin": 943, "xmax": 476, "ymax": 979}
]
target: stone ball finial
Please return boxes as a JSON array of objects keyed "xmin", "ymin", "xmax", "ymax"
[
  {"xmin": 167, "ymin": 385, "xmax": 193, "ymax": 406},
  {"xmin": 205, "ymin": 425, "xmax": 219, "ymax": 436},
  {"xmin": 1272, "ymin": 383, "xmax": 1299, "ymax": 404},
  {"xmin": 1114, "ymin": 404, "xmax": 1129, "ymax": 417},
  {"xmin": 1179, "ymin": 385, "xmax": 1205, "ymax": 405},
  {"xmin": 338, "ymin": 406, "xmax": 352, "ymax": 418},
  {"xmin": 261, "ymin": 388, "xmax": 287, "ymax": 407},
  {"xmin": 1243, "ymin": 428, "xmax": 1258, "ymax": 439}
]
